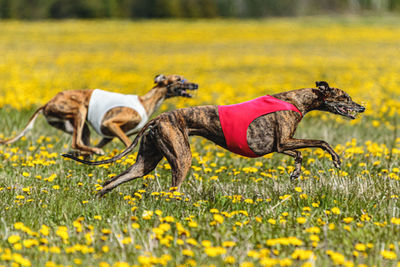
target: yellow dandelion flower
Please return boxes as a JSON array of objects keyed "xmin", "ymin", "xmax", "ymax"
[
  {"xmin": 381, "ymin": 250, "xmax": 397, "ymax": 260},
  {"xmin": 8, "ymin": 235, "xmax": 21, "ymax": 244},
  {"xmin": 355, "ymin": 243, "xmax": 366, "ymax": 252},
  {"xmin": 331, "ymin": 207, "xmax": 341, "ymax": 215},
  {"xmin": 297, "ymin": 217, "xmax": 307, "ymax": 224},
  {"xmin": 213, "ymin": 214, "xmax": 224, "ymax": 224}
]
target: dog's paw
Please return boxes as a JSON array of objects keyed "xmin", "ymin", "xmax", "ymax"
[{"xmin": 94, "ymin": 148, "xmax": 105, "ymax": 156}]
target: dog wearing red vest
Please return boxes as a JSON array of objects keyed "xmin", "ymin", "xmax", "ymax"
[{"xmin": 63, "ymin": 81, "xmax": 365, "ymax": 196}]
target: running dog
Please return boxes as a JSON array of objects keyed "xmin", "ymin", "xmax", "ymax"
[
  {"xmin": 0, "ymin": 74, "xmax": 198, "ymax": 155},
  {"xmin": 63, "ymin": 81, "xmax": 365, "ymax": 196}
]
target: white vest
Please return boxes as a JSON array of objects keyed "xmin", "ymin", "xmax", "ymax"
[{"xmin": 87, "ymin": 89, "xmax": 148, "ymax": 138}]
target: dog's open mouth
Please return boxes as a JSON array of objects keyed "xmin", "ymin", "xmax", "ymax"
[
  {"xmin": 180, "ymin": 83, "xmax": 199, "ymax": 98},
  {"xmin": 335, "ymin": 105, "xmax": 358, "ymax": 119},
  {"xmin": 179, "ymin": 89, "xmax": 192, "ymax": 98}
]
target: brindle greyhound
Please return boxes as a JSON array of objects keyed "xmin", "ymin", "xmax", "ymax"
[
  {"xmin": 63, "ymin": 81, "xmax": 365, "ymax": 196},
  {"xmin": 0, "ymin": 74, "xmax": 198, "ymax": 155}
]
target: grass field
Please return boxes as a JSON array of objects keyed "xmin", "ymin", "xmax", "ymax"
[{"xmin": 0, "ymin": 17, "xmax": 400, "ymax": 267}]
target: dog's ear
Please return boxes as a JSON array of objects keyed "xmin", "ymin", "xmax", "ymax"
[
  {"xmin": 316, "ymin": 81, "xmax": 331, "ymax": 91},
  {"xmin": 154, "ymin": 74, "xmax": 167, "ymax": 84}
]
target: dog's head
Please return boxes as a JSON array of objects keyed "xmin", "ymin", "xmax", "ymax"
[
  {"xmin": 154, "ymin": 74, "xmax": 198, "ymax": 98},
  {"xmin": 316, "ymin": 81, "xmax": 365, "ymax": 119}
]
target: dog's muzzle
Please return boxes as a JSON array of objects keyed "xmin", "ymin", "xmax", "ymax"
[{"xmin": 330, "ymin": 102, "xmax": 365, "ymax": 119}]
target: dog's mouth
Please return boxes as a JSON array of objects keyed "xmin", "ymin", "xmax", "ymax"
[
  {"xmin": 176, "ymin": 83, "xmax": 199, "ymax": 98},
  {"xmin": 333, "ymin": 104, "xmax": 364, "ymax": 119}
]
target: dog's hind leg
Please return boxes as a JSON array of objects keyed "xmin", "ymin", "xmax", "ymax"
[
  {"xmin": 82, "ymin": 123, "xmax": 91, "ymax": 147},
  {"xmin": 152, "ymin": 121, "xmax": 192, "ymax": 191},
  {"xmin": 98, "ymin": 133, "xmax": 163, "ymax": 196},
  {"xmin": 95, "ymin": 138, "xmax": 113, "ymax": 149},
  {"xmin": 281, "ymin": 150, "xmax": 303, "ymax": 180}
]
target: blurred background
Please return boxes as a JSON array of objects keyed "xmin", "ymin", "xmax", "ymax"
[{"xmin": 1, "ymin": 0, "xmax": 400, "ymax": 19}]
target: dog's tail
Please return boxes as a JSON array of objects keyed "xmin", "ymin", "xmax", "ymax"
[
  {"xmin": 62, "ymin": 120, "xmax": 156, "ymax": 165},
  {"xmin": 0, "ymin": 106, "xmax": 44, "ymax": 145}
]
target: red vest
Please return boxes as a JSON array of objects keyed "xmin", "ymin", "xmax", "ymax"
[{"xmin": 218, "ymin": 95, "xmax": 302, "ymax": 158}]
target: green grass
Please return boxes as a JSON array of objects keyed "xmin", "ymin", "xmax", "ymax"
[
  {"xmin": 1, "ymin": 17, "xmax": 400, "ymax": 267},
  {"xmin": 0, "ymin": 107, "xmax": 399, "ymax": 267}
]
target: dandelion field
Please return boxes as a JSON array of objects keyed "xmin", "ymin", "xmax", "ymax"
[{"xmin": 1, "ymin": 17, "xmax": 400, "ymax": 267}]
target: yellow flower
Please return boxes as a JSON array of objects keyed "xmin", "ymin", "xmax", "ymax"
[
  {"xmin": 182, "ymin": 249, "xmax": 194, "ymax": 257},
  {"xmin": 292, "ymin": 249, "xmax": 314, "ymax": 260},
  {"xmin": 186, "ymin": 238, "xmax": 198, "ymax": 246},
  {"xmin": 327, "ymin": 250, "xmax": 345, "ymax": 265},
  {"xmin": 343, "ymin": 217, "xmax": 354, "ymax": 223},
  {"xmin": 297, "ymin": 217, "xmax": 307, "ymax": 224},
  {"xmin": 309, "ymin": 235, "xmax": 320, "ymax": 242},
  {"xmin": 381, "ymin": 250, "xmax": 397, "ymax": 260},
  {"xmin": 8, "ymin": 235, "xmax": 21, "ymax": 244},
  {"xmin": 202, "ymin": 240, "xmax": 212, "ymax": 247},
  {"xmin": 224, "ymin": 256, "xmax": 236, "ymax": 264},
  {"xmin": 355, "ymin": 243, "xmax": 366, "ymax": 251},
  {"xmin": 204, "ymin": 246, "xmax": 226, "ymax": 257},
  {"xmin": 222, "ymin": 241, "xmax": 236, "ymax": 247},
  {"xmin": 131, "ymin": 223, "xmax": 140, "ymax": 229},
  {"xmin": 213, "ymin": 214, "xmax": 224, "ymax": 224},
  {"xmin": 40, "ymin": 225, "xmax": 50, "ymax": 236},
  {"xmin": 142, "ymin": 210, "xmax": 154, "ymax": 220},
  {"xmin": 188, "ymin": 221, "xmax": 198, "ymax": 228},
  {"xmin": 240, "ymin": 262, "xmax": 254, "ymax": 267},
  {"xmin": 306, "ymin": 227, "xmax": 320, "ymax": 234},
  {"xmin": 56, "ymin": 226, "xmax": 69, "ymax": 241},
  {"xmin": 331, "ymin": 207, "xmax": 341, "ymax": 215},
  {"xmin": 102, "ymin": 229, "xmax": 112, "ymax": 234},
  {"xmin": 391, "ymin": 217, "xmax": 400, "ymax": 225},
  {"xmin": 23, "ymin": 239, "xmax": 39, "ymax": 248}
]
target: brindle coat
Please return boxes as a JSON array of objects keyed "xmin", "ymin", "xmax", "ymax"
[
  {"xmin": 63, "ymin": 81, "xmax": 365, "ymax": 196},
  {"xmin": 0, "ymin": 74, "xmax": 198, "ymax": 155}
]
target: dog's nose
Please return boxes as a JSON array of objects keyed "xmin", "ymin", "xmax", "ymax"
[
  {"xmin": 359, "ymin": 106, "xmax": 366, "ymax": 112},
  {"xmin": 192, "ymin": 84, "xmax": 199, "ymax": 89}
]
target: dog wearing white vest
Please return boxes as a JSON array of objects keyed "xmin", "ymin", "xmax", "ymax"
[{"xmin": 0, "ymin": 74, "xmax": 198, "ymax": 156}]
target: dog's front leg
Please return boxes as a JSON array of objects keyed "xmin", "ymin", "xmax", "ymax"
[
  {"xmin": 102, "ymin": 121, "xmax": 132, "ymax": 147},
  {"xmin": 71, "ymin": 108, "xmax": 105, "ymax": 155},
  {"xmin": 277, "ymin": 138, "xmax": 341, "ymax": 169},
  {"xmin": 281, "ymin": 150, "xmax": 303, "ymax": 180},
  {"xmin": 276, "ymin": 120, "xmax": 341, "ymax": 169}
]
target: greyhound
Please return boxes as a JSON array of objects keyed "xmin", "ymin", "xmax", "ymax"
[
  {"xmin": 63, "ymin": 81, "xmax": 365, "ymax": 196},
  {"xmin": 0, "ymin": 74, "xmax": 198, "ymax": 155}
]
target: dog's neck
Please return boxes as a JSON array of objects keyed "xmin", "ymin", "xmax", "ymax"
[
  {"xmin": 139, "ymin": 86, "xmax": 168, "ymax": 116},
  {"xmin": 274, "ymin": 88, "xmax": 323, "ymax": 116}
]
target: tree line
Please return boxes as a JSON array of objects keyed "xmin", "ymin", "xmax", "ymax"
[{"xmin": 1, "ymin": 0, "xmax": 399, "ymax": 19}]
